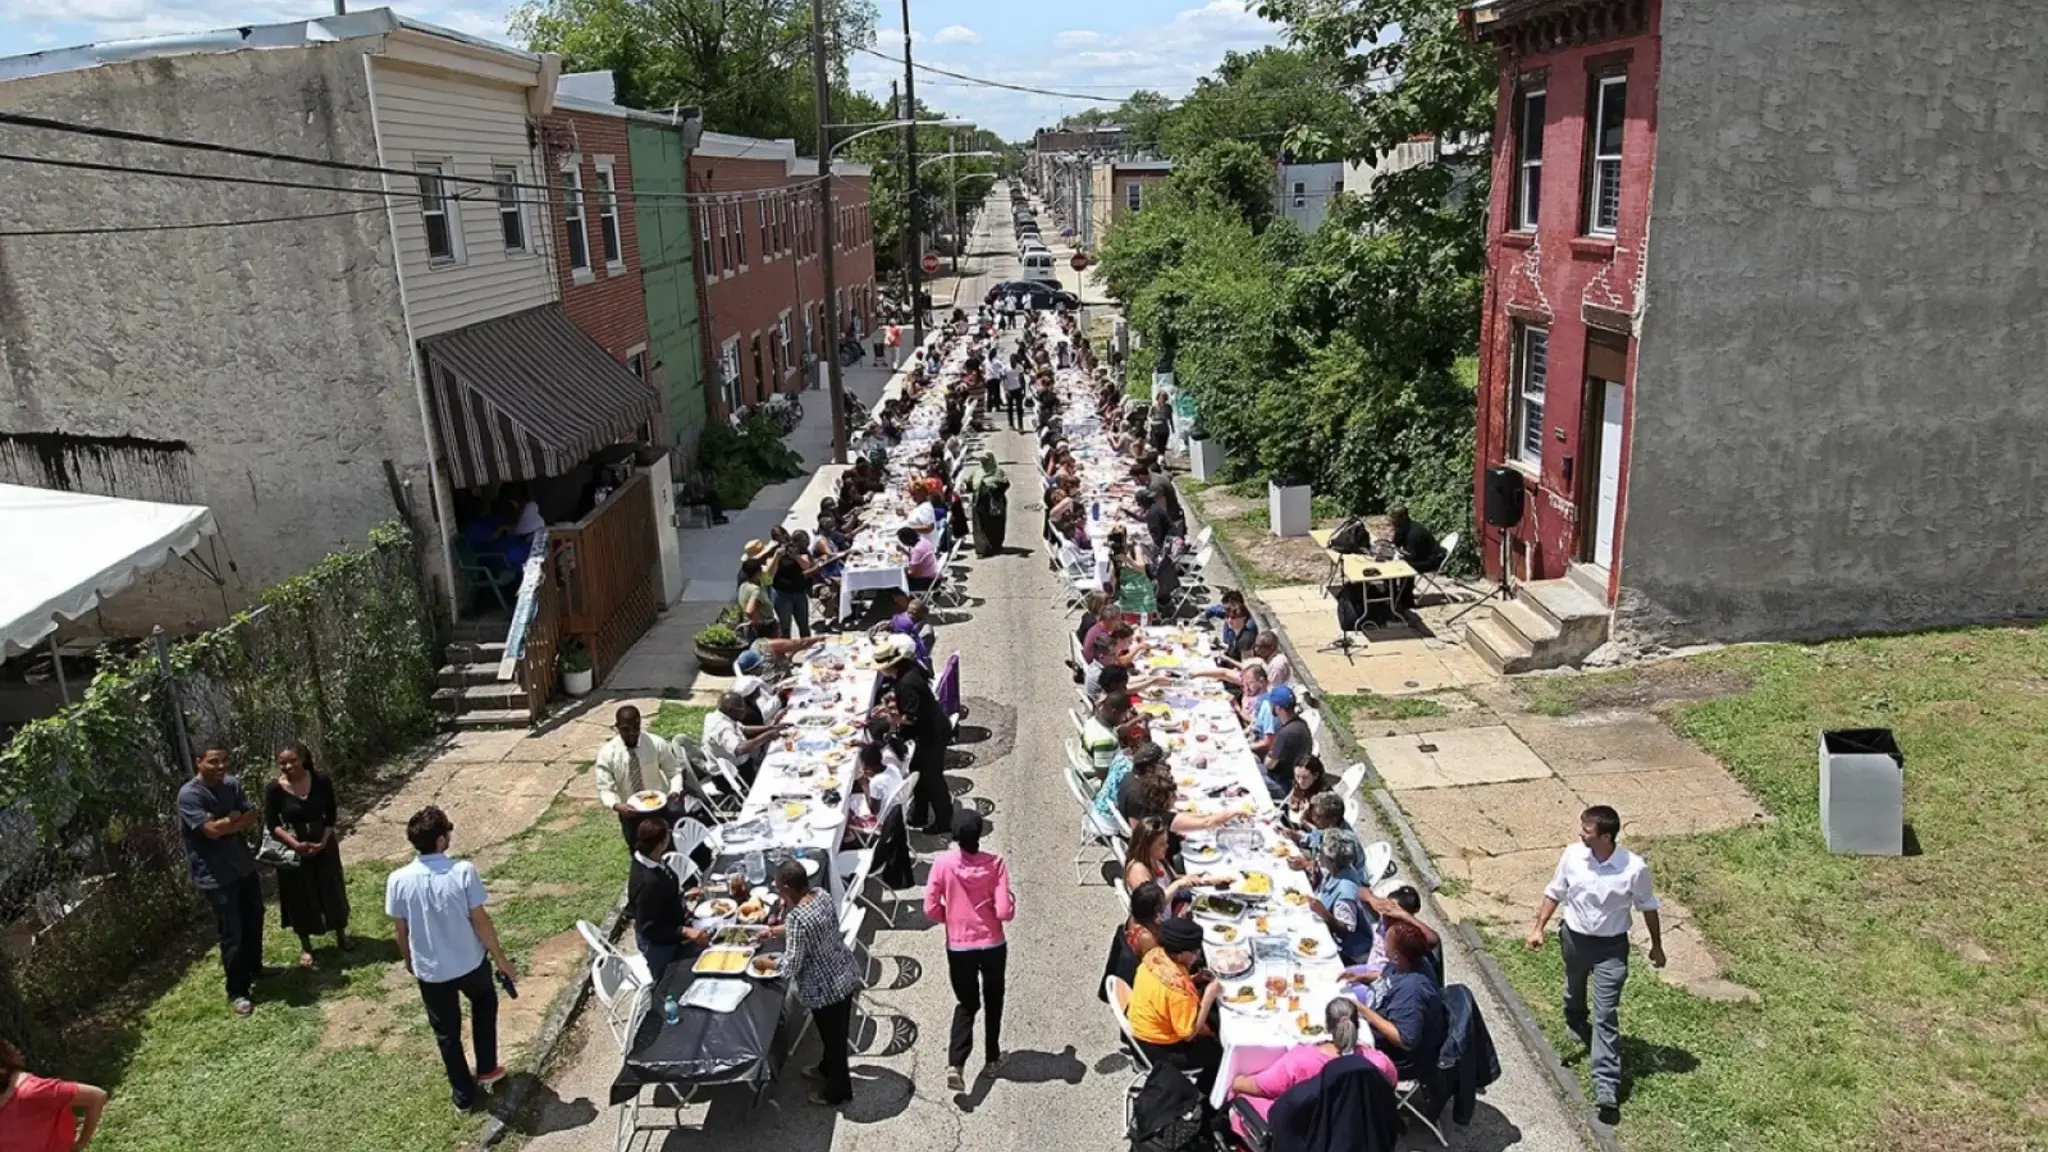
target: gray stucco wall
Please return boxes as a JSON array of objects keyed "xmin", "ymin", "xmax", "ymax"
[
  {"xmin": 1619, "ymin": 0, "xmax": 2048, "ymax": 647},
  {"xmin": 0, "ymin": 45, "xmax": 437, "ymax": 636}
]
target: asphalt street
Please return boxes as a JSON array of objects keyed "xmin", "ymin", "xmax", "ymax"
[{"xmin": 516, "ymin": 186, "xmax": 1587, "ymax": 1152}]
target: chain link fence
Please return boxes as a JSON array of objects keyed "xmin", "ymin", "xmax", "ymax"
[{"xmin": 0, "ymin": 524, "xmax": 436, "ymax": 1065}]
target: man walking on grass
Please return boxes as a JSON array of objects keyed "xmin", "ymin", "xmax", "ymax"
[
  {"xmin": 1525, "ymin": 804, "xmax": 1664, "ymax": 1124},
  {"xmin": 387, "ymin": 806, "xmax": 517, "ymax": 1111}
]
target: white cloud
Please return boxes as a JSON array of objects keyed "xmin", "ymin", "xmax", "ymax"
[
  {"xmin": 932, "ymin": 24, "xmax": 979, "ymax": 46},
  {"xmin": 1, "ymin": 0, "xmax": 522, "ymax": 50},
  {"xmin": 1052, "ymin": 29, "xmax": 1103, "ymax": 48}
]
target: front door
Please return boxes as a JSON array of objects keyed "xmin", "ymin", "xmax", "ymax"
[{"xmin": 1593, "ymin": 379, "xmax": 1625, "ymax": 570}]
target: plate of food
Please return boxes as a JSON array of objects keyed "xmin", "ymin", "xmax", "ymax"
[
  {"xmin": 746, "ymin": 953, "xmax": 786, "ymax": 980},
  {"xmin": 1137, "ymin": 702, "xmax": 1173, "ymax": 719},
  {"xmin": 781, "ymin": 801, "xmax": 808, "ymax": 821},
  {"xmin": 1208, "ymin": 943, "xmax": 1254, "ymax": 978},
  {"xmin": 1240, "ymin": 871, "xmax": 1274, "ymax": 896},
  {"xmin": 1220, "ymin": 983, "xmax": 1268, "ymax": 1014},
  {"xmin": 626, "ymin": 790, "xmax": 667, "ymax": 813},
  {"xmin": 1192, "ymin": 893, "xmax": 1247, "ymax": 921},
  {"xmin": 735, "ymin": 897, "xmax": 770, "ymax": 924},
  {"xmin": 1282, "ymin": 890, "xmax": 1310, "ymax": 908},
  {"xmin": 691, "ymin": 948, "xmax": 754, "ymax": 975},
  {"xmin": 1183, "ymin": 841, "xmax": 1223, "ymax": 865},
  {"xmin": 1204, "ymin": 921, "xmax": 1243, "ymax": 945},
  {"xmin": 1145, "ymin": 654, "xmax": 1183, "ymax": 670},
  {"xmin": 1293, "ymin": 936, "xmax": 1327, "ymax": 960},
  {"xmin": 1291, "ymin": 1012, "xmax": 1330, "ymax": 1041},
  {"xmin": 830, "ymin": 723, "xmax": 854, "ymax": 737},
  {"xmin": 823, "ymin": 750, "xmax": 848, "ymax": 765},
  {"xmin": 693, "ymin": 897, "xmax": 739, "ymax": 920}
]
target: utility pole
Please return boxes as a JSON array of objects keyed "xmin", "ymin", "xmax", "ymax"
[
  {"xmin": 949, "ymin": 128, "xmax": 959, "ymax": 274},
  {"xmin": 811, "ymin": 0, "xmax": 847, "ymax": 464},
  {"xmin": 893, "ymin": 79, "xmax": 908, "ymax": 321},
  {"xmin": 900, "ymin": 0, "xmax": 924, "ymax": 348}
]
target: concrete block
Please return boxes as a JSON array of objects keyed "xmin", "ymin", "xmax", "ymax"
[
  {"xmin": 1819, "ymin": 729, "xmax": 1903, "ymax": 856},
  {"xmin": 1269, "ymin": 482, "xmax": 1311, "ymax": 538}
]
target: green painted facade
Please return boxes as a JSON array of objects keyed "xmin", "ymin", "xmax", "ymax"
[{"xmin": 627, "ymin": 120, "xmax": 707, "ymax": 463}]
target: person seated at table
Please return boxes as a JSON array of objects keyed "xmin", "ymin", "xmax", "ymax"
[
  {"xmin": 1119, "ymin": 757, "xmax": 1241, "ymax": 837},
  {"xmin": 701, "ymin": 691, "xmax": 790, "ymax": 784},
  {"xmin": 1127, "ymin": 918, "xmax": 1226, "ymax": 1098},
  {"xmin": 1283, "ymin": 792, "xmax": 1358, "ymax": 857},
  {"xmin": 845, "ymin": 743, "xmax": 907, "ymax": 836},
  {"xmin": 900, "ymin": 526, "xmax": 942, "ymax": 593},
  {"xmin": 1125, "ymin": 816, "xmax": 1213, "ymax": 912},
  {"xmin": 1306, "ymin": 829, "xmax": 1376, "ymax": 967},
  {"xmin": 1340, "ymin": 885, "xmax": 1441, "ymax": 988},
  {"xmin": 1283, "ymin": 756, "xmax": 1335, "ymax": 828},
  {"xmin": 1238, "ymin": 632, "xmax": 1294, "ymax": 689},
  {"xmin": 1227, "ymin": 996, "xmax": 1397, "ymax": 1141},
  {"xmin": 735, "ymin": 631, "xmax": 827, "ymax": 689},
  {"xmin": 1094, "ymin": 719, "xmax": 1156, "ymax": 824},
  {"xmin": 1081, "ymin": 693, "xmax": 1131, "ymax": 777},
  {"xmin": 627, "ymin": 818, "xmax": 711, "ymax": 979},
  {"xmin": 1357, "ymin": 921, "xmax": 1448, "ymax": 1083},
  {"xmin": 1202, "ymin": 590, "xmax": 1260, "ymax": 662},
  {"xmin": 1386, "ymin": 506, "xmax": 1446, "ymax": 574},
  {"xmin": 1102, "ymin": 881, "xmax": 1166, "ymax": 997},
  {"xmin": 1259, "ymin": 685, "xmax": 1314, "ymax": 801},
  {"xmin": 869, "ymin": 594, "xmax": 933, "ymax": 667},
  {"xmin": 736, "ymin": 556, "xmax": 776, "ymax": 642},
  {"xmin": 1239, "ymin": 666, "xmax": 1278, "ymax": 754},
  {"xmin": 876, "ymin": 405, "xmax": 903, "ymax": 444}
]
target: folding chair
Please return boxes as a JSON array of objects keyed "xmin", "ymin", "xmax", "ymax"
[
  {"xmin": 1418, "ymin": 531, "xmax": 1462, "ymax": 603},
  {"xmin": 1066, "ymin": 766, "xmax": 1121, "ymax": 885},
  {"xmin": 670, "ymin": 817, "xmax": 711, "ymax": 864},
  {"xmin": 1103, "ymin": 974, "xmax": 1153, "ymax": 1076},
  {"xmin": 834, "ymin": 847, "xmax": 874, "ymax": 918},
  {"xmin": 1395, "ymin": 1079, "xmax": 1448, "ymax": 1146},
  {"xmin": 1065, "ymin": 736, "xmax": 1097, "ymax": 782},
  {"xmin": 929, "ymin": 540, "xmax": 969, "ymax": 609},
  {"xmin": 1363, "ymin": 839, "xmax": 1399, "ymax": 887},
  {"xmin": 661, "ymin": 850, "xmax": 700, "ymax": 890},
  {"xmin": 577, "ymin": 920, "xmax": 652, "ymax": 1054}
]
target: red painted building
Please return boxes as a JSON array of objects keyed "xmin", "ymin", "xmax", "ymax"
[
  {"xmin": 1465, "ymin": 0, "xmax": 1659, "ymax": 602},
  {"xmin": 689, "ymin": 131, "xmax": 876, "ymax": 417},
  {"xmin": 541, "ymin": 101, "xmax": 652, "ymax": 384}
]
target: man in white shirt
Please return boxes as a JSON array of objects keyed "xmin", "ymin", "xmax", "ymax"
[
  {"xmin": 702, "ymin": 691, "xmax": 789, "ymax": 787},
  {"xmin": 593, "ymin": 705, "xmax": 711, "ymax": 849},
  {"xmin": 386, "ymin": 806, "xmax": 515, "ymax": 1112},
  {"xmin": 1525, "ymin": 804, "xmax": 1665, "ymax": 1118}
]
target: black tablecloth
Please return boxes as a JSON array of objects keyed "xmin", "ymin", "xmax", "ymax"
[{"xmin": 608, "ymin": 939, "xmax": 789, "ymax": 1105}]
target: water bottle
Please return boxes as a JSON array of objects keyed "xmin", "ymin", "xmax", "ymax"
[
  {"xmin": 663, "ymin": 994, "xmax": 680, "ymax": 1025},
  {"xmin": 744, "ymin": 848, "xmax": 767, "ymax": 888},
  {"xmin": 1091, "ymin": 499, "xmax": 1101, "ymax": 522}
]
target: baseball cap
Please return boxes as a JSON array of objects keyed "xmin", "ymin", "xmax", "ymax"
[
  {"xmin": 735, "ymin": 648, "xmax": 765, "ymax": 674},
  {"xmin": 1267, "ymin": 684, "xmax": 1297, "ymax": 709}
]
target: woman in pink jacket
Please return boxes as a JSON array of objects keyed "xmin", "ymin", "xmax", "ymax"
[{"xmin": 924, "ymin": 809, "xmax": 1016, "ymax": 1092}]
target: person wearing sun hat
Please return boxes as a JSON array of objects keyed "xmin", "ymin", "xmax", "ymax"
[{"xmin": 1126, "ymin": 917, "xmax": 1225, "ymax": 1096}]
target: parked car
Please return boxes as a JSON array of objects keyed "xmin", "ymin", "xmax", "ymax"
[
  {"xmin": 1018, "ymin": 237, "xmax": 1046, "ymax": 260},
  {"xmin": 1020, "ymin": 250, "xmax": 1060, "ymax": 285},
  {"xmin": 982, "ymin": 279, "xmax": 1080, "ymax": 310}
]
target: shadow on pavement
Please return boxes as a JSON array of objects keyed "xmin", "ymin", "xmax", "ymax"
[
  {"xmin": 494, "ymin": 1072, "xmax": 600, "ymax": 1138},
  {"xmin": 951, "ymin": 1044, "xmax": 1088, "ymax": 1112}
]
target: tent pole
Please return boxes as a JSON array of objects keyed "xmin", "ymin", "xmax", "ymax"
[
  {"xmin": 152, "ymin": 626, "xmax": 195, "ymax": 776},
  {"xmin": 48, "ymin": 636, "xmax": 69, "ymax": 706}
]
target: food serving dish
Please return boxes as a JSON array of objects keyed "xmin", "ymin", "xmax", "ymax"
[
  {"xmin": 692, "ymin": 947, "xmax": 755, "ymax": 975},
  {"xmin": 1203, "ymin": 921, "xmax": 1244, "ymax": 945},
  {"xmin": 1192, "ymin": 893, "xmax": 1247, "ymax": 920},
  {"xmin": 1207, "ymin": 944, "xmax": 1253, "ymax": 978}
]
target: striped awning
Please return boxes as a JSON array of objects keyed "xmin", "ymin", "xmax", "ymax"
[{"xmin": 423, "ymin": 304, "xmax": 660, "ymax": 489}]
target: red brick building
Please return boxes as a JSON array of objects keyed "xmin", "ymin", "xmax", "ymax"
[
  {"xmin": 689, "ymin": 131, "xmax": 876, "ymax": 416},
  {"xmin": 540, "ymin": 101, "xmax": 653, "ymax": 387},
  {"xmin": 1465, "ymin": 0, "xmax": 1659, "ymax": 603}
]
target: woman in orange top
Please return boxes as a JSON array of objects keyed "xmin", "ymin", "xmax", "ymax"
[{"xmin": 1125, "ymin": 918, "xmax": 1225, "ymax": 1097}]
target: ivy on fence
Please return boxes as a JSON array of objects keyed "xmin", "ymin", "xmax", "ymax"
[{"xmin": 0, "ymin": 523, "xmax": 436, "ymax": 1065}]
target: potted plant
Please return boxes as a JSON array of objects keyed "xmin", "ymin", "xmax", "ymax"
[
  {"xmin": 693, "ymin": 607, "xmax": 747, "ymax": 675},
  {"xmin": 560, "ymin": 638, "xmax": 594, "ymax": 697}
]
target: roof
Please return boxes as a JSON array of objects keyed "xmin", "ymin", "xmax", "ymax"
[
  {"xmin": 554, "ymin": 70, "xmax": 705, "ymax": 135},
  {"xmin": 0, "ymin": 7, "xmax": 546, "ymax": 86},
  {"xmin": 421, "ymin": 304, "xmax": 662, "ymax": 489},
  {"xmin": 1115, "ymin": 160, "xmax": 1175, "ymax": 173},
  {"xmin": 1, "ymin": 484, "xmax": 217, "ymax": 654},
  {"xmin": 693, "ymin": 130, "xmax": 871, "ymax": 178}
]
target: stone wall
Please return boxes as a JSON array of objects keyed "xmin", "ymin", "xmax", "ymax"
[
  {"xmin": 1620, "ymin": 0, "xmax": 2048, "ymax": 646},
  {"xmin": 0, "ymin": 45, "xmax": 435, "ymax": 635}
]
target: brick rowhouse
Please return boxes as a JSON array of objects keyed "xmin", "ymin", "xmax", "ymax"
[
  {"xmin": 1467, "ymin": 0, "xmax": 1659, "ymax": 600},
  {"xmin": 689, "ymin": 130, "xmax": 875, "ymax": 417},
  {"xmin": 541, "ymin": 104, "xmax": 652, "ymax": 384}
]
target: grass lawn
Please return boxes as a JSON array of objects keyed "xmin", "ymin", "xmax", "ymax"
[
  {"xmin": 1324, "ymin": 691, "xmax": 1453, "ymax": 725},
  {"xmin": 82, "ymin": 796, "xmax": 621, "ymax": 1152},
  {"xmin": 1483, "ymin": 624, "xmax": 2048, "ymax": 1151},
  {"xmin": 647, "ymin": 702, "xmax": 710, "ymax": 744}
]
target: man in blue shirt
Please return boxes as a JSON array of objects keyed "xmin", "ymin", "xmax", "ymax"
[
  {"xmin": 177, "ymin": 742, "xmax": 269, "ymax": 1015},
  {"xmin": 386, "ymin": 806, "xmax": 517, "ymax": 1111}
]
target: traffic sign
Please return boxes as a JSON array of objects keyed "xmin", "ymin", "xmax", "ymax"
[
  {"xmin": 1070, "ymin": 252, "xmax": 1089, "ymax": 272},
  {"xmin": 921, "ymin": 252, "xmax": 941, "ymax": 274}
]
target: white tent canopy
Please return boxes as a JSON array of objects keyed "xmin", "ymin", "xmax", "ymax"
[{"xmin": 1, "ymin": 484, "xmax": 218, "ymax": 655}]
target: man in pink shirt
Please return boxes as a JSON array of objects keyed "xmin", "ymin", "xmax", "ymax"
[{"xmin": 924, "ymin": 811, "xmax": 1015, "ymax": 1092}]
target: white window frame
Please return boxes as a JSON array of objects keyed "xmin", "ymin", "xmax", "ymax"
[
  {"xmin": 626, "ymin": 344, "xmax": 647, "ymax": 381},
  {"xmin": 560, "ymin": 162, "xmax": 591, "ymax": 280},
  {"xmin": 1511, "ymin": 325, "xmax": 1549, "ymax": 468},
  {"xmin": 1515, "ymin": 88, "xmax": 1545, "ymax": 232},
  {"xmin": 749, "ymin": 330, "xmax": 764, "ymax": 396},
  {"xmin": 719, "ymin": 336, "xmax": 742, "ymax": 411},
  {"xmin": 1292, "ymin": 181, "xmax": 1307, "ymax": 209},
  {"xmin": 730, "ymin": 201, "xmax": 747, "ymax": 270},
  {"xmin": 1586, "ymin": 75, "xmax": 1626, "ymax": 236},
  {"xmin": 777, "ymin": 309, "xmax": 793, "ymax": 378},
  {"xmin": 1126, "ymin": 181, "xmax": 1143, "ymax": 212},
  {"xmin": 493, "ymin": 164, "xmax": 525, "ymax": 252},
  {"xmin": 717, "ymin": 200, "xmax": 733, "ymax": 277},
  {"xmin": 700, "ymin": 204, "xmax": 717, "ymax": 284},
  {"xmin": 758, "ymin": 197, "xmax": 772, "ymax": 262},
  {"xmin": 593, "ymin": 157, "xmax": 623, "ymax": 271},
  {"xmin": 416, "ymin": 161, "xmax": 462, "ymax": 266}
]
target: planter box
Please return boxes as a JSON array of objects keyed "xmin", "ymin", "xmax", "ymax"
[
  {"xmin": 1819, "ymin": 728, "xmax": 1903, "ymax": 855},
  {"xmin": 563, "ymin": 668, "xmax": 594, "ymax": 697},
  {"xmin": 1189, "ymin": 436, "xmax": 1225, "ymax": 482},
  {"xmin": 1269, "ymin": 481, "xmax": 1311, "ymax": 539},
  {"xmin": 695, "ymin": 642, "xmax": 743, "ymax": 676}
]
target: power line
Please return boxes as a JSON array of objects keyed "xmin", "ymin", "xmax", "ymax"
[
  {"xmin": 855, "ymin": 47, "xmax": 1124, "ymax": 103},
  {"xmin": 0, "ymin": 202, "xmax": 397, "ymax": 238}
]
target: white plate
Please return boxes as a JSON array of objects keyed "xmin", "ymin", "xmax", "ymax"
[
  {"xmin": 807, "ymin": 808, "xmax": 843, "ymax": 830},
  {"xmin": 744, "ymin": 954, "xmax": 786, "ymax": 980},
  {"xmin": 1218, "ymin": 985, "xmax": 1270, "ymax": 1015},
  {"xmin": 1203, "ymin": 921, "xmax": 1247, "ymax": 946},
  {"xmin": 693, "ymin": 897, "xmax": 740, "ymax": 920},
  {"xmin": 1183, "ymin": 843, "xmax": 1223, "ymax": 864}
]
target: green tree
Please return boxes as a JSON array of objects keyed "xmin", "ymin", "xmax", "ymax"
[
  {"xmin": 1155, "ymin": 47, "xmax": 1360, "ymax": 161},
  {"xmin": 1164, "ymin": 140, "xmax": 1277, "ymax": 232}
]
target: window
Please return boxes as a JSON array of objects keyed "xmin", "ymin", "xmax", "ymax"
[
  {"xmin": 1126, "ymin": 181, "xmax": 1143, "ymax": 212},
  {"xmin": 750, "ymin": 333, "xmax": 764, "ymax": 394},
  {"xmin": 1587, "ymin": 75, "xmax": 1627, "ymax": 235},
  {"xmin": 594, "ymin": 161, "xmax": 622, "ymax": 267},
  {"xmin": 759, "ymin": 198, "xmax": 771, "ymax": 260},
  {"xmin": 1512, "ymin": 325, "xmax": 1550, "ymax": 467},
  {"xmin": 700, "ymin": 205, "xmax": 716, "ymax": 282},
  {"xmin": 772, "ymin": 194, "xmax": 785, "ymax": 254},
  {"xmin": 626, "ymin": 347, "xmax": 647, "ymax": 380},
  {"xmin": 777, "ymin": 311, "xmax": 792, "ymax": 376},
  {"xmin": 719, "ymin": 337, "xmax": 741, "ymax": 411},
  {"xmin": 1292, "ymin": 181, "xmax": 1307, "ymax": 209},
  {"xmin": 1515, "ymin": 88, "xmax": 1545, "ymax": 231},
  {"xmin": 717, "ymin": 201, "xmax": 732, "ymax": 275},
  {"xmin": 493, "ymin": 166, "xmax": 524, "ymax": 251},
  {"xmin": 561, "ymin": 169, "xmax": 590, "ymax": 273},
  {"xmin": 416, "ymin": 163, "xmax": 459, "ymax": 264},
  {"xmin": 730, "ymin": 201, "xmax": 746, "ymax": 267}
]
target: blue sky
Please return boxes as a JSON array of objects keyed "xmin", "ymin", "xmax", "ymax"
[{"xmin": 0, "ymin": 0, "xmax": 1286, "ymax": 141}]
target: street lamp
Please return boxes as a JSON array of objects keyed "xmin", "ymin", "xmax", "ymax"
[
  {"xmin": 916, "ymin": 150, "xmax": 997, "ymax": 169},
  {"xmin": 827, "ymin": 117, "xmax": 972, "ymax": 156}
]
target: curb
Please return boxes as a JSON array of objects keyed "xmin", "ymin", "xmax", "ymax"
[
  {"xmin": 475, "ymin": 883, "xmax": 630, "ymax": 1149},
  {"xmin": 1172, "ymin": 477, "xmax": 1603, "ymax": 1151}
]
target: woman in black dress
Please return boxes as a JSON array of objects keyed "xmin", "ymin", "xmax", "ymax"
[{"xmin": 265, "ymin": 742, "xmax": 352, "ymax": 967}]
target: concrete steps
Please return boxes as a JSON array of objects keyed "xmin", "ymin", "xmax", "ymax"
[
  {"xmin": 1465, "ymin": 569, "xmax": 1613, "ymax": 674},
  {"xmin": 433, "ymin": 637, "xmax": 528, "ymax": 728}
]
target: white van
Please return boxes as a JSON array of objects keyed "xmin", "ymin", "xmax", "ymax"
[{"xmin": 1021, "ymin": 249, "xmax": 1059, "ymax": 284}]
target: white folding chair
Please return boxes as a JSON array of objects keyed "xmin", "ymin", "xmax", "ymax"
[
  {"xmin": 670, "ymin": 817, "xmax": 710, "ymax": 864},
  {"xmin": 929, "ymin": 540, "xmax": 968, "ymax": 609},
  {"xmin": 1305, "ymin": 708, "xmax": 1326, "ymax": 757},
  {"xmin": 1418, "ymin": 531, "xmax": 1461, "ymax": 603},
  {"xmin": 1103, "ymin": 975, "xmax": 1153, "ymax": 1075},
  {"xmin": 576, "ymin": 919, "xmax": 653, "ymax": 986},
  {"xmin": 1065, "ymin": 736, "xmax": 1097, "ymax": 782},
  {"xmin": 834, "ymin": 847, "xmax": 874, "ymax": 919},
  {"xmin": 577, "ymin": 919, "xmax": 653, "ymax": 1055},
  {"xmin": 1396, "ymin": 1079, "xmax": 1449, "ymax": 1145},
  {"xmin": 697, "ymin": 751, "xmax": 748, "ymax": 819},
  {"xmin": 1069, "ymin": 707, "xmax": 1090, "ymax": 740},
  {"xmin": 661, "ymin": 850, "xmax": 700, "ymax": 890},
  {"xmin": 1363, "ymin": 839, "xmax": 1398, "ymax": 886},
  {"xmin": 1066, "ymin": 766, "xmax": 1120, "ymax": 885},
  {"xmin": 1190, "ymin": 525, "xmax": 1213, "ymax": 553}
]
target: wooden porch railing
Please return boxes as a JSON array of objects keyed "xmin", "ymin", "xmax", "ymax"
[{"xmin": 548, "ymin": 472, "xmax": 660, "ymax": 686}]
